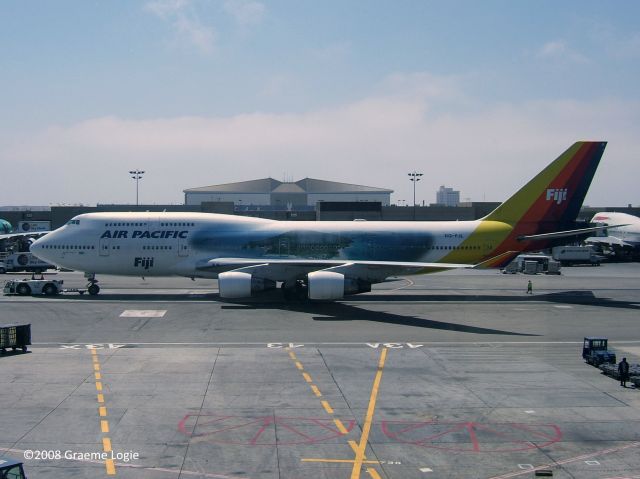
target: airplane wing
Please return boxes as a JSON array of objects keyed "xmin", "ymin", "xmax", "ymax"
[
  {"xmin": 584, "ymin": 236, "xmax": 633, "ymax": 248},
  {"xmin": 196, "ymin": 257, "xmax": 474, "ymax": 283},
  {"xmin": 0, "ymin": 231, "xmax": 50, "ymax": 242}
]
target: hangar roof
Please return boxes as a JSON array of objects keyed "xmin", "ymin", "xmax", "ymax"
[{"xmin": 184, "ymin": 178, "xmax": 393, "ymax": 194}]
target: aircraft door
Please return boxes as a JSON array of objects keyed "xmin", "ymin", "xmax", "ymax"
[
  {"xmin": 99, "ymin": 239, "xmax": 110, "ymax": 256},
  {"xmin": 278, "ymin": 238, "xmax": 290, "ymax": 257},
  {"xmin": 178, "ymin": 239, "xmax": 190, "ymax": 257}
]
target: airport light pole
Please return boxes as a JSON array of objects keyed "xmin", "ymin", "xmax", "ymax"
[
  {"xmin": 408, "ymin": 171, "xmax": 423, "ymax": 220},
  {"xmin": 129, "ymin": 169, "xmax": 145, "ymax": 206}
]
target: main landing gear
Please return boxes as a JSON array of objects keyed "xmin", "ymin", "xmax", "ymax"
[
  {"xmin": 281, "ymin": 280, "xmax": 308, "ymax": 301},
  {"xmin": 85, "ymin": 273, "xmax": 100, "ymax": 296}
]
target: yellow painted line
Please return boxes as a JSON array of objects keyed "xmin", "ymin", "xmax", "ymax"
[
  {"xmin": 301, "ymin": 458, "xmax": 379, "ymax": 464},
  {"xmin": 105, "ymin": 458, "xmax": 116, "ymax": 475},
  {"xmin": 102, "ymin": 437, "xmax": 112, "ymax": 452},
  {"xmin": 302, "ymin": 372, "xmax": 312, "ymax": 383},
  {"xmin": 310, "ymin": 385, "xmax": 322, "ymax": 397},
  {"xmin": 91, "ymin": 351, "xmax": 116, "ymax": 476},
  {"xmin": 334, "ymin": 419, "xmax": 349, "ymax": 435},
  {"xmin": 350, "ymin": 348, "xmax": 388, "ymax": 479},
  {"xmin": 288, "ymin": 351, "xmax": 297, "ymax": 360},
  {"xmin": 366, "ymin": 467, "xmax": 382, "ymax": 479},
  {"xmin": 321, "ymin": 400, "xmax": 334, "ymax": 414},
  {"xmin": 349, "ymin": 440, "xmax": 364, "ymax": 456},
  {"xmin": 295, "ymin": 361, "xmax": 304, "ymax": 371}
]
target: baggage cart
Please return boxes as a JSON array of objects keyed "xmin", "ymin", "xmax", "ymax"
[{"xmin": 0, "ymin": 324, "xmax": 31, "ymax": 354}]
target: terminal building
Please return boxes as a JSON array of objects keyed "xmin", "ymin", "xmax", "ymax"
[
  {"xmin": 436, "ymin": 185, "xmax": 460, "ymax": 207},
  {"xmin": 183, "ymin": 177, "xmax": 393, "ymax": 209}
]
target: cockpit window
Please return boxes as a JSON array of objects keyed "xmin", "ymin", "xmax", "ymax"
[{"xmin": 67, "ymin": 219, "xmax": 81, "ymax": 225}]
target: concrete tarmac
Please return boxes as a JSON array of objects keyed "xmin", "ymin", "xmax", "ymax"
[{"xmin": 1, "ymin": 264, "xmax": 639, "ymax": 478}]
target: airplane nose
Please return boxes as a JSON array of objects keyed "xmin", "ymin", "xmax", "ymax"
[{"xmin": 30, "ymin": 235, "xmax": 50, "ymax": 260}]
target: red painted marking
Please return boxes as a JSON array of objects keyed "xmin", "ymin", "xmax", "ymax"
[
  {"xmin": 382, "ymin": 420, "xmax": 562, "ymax": 453},
  {"xmin": 468, "ymin": 423, "xmax": 480, "ymax": 452},
  {"xmin": 178, "ymin": 414, "xmax": 356, "ymax": 446}
]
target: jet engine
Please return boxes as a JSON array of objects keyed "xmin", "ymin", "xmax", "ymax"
[
  {"xmin": 218, "ymin": 271, "xmax": 276, "ymax": 298},
  {"xmin": 307, "ymin": 271, "xmax": 371, "ymax": 300}
]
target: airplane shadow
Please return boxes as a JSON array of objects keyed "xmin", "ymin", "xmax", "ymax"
[
  {"xmin": 221, "ymin": 301, "xmax": 539, "ymax": 336},
  {"xmin": 43, "ymin": 289, "xmax": 639, "ymax": 337}
]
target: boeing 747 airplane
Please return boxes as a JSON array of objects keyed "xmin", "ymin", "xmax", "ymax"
[{"xmin": 32, "ymin": 141, "xmax": 607, "ymax": 299}]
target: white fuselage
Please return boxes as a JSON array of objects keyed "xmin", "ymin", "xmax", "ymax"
[
  {"xmin": 31, "ymin": 212, "xmax": 500, "ymax": 279},
  {"xmin": 590, "ymin": 212, "xmax": 640, "ymax": 247}
]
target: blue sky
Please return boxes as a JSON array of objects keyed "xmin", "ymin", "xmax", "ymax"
[{"xmin": 1, "ymin": 1, "xmax": 639, "ymax": 206}]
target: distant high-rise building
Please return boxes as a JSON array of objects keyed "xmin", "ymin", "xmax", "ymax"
[{"xmin": 436, "ymin": 185, "xmax": 460, "ymax": 206}]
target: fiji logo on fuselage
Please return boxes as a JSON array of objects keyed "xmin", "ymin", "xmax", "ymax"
[
  {"xmin": 134, "ymin": 257, "xmax": 154, "ymax": 270},
  {"xmin": 545, "ymin": 188, "xmax": 568, "ymax": 205}
]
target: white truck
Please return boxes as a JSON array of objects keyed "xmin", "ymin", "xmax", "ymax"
[
  {"xmin": 552, "ymin": 246, "xmax": 601, "ymax": 266},
  {"xmin": 0, "ymin": 252, "xmax": 55, "ymax": 273}
]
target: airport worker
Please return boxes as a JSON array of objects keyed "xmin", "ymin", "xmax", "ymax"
[
  {"xmin": 526, "ymin": 280, "xmax": 533, "ymax": 295},
  {"xmin": 618, "ymin": 357, "xmax": 630, "ymax": 387}
]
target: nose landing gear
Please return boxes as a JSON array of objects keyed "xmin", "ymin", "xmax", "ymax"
[{"xmin": 84, "ymin": 272, "xmax": 100, "ymax": 296}]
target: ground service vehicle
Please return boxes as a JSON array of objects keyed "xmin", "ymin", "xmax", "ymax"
[
  {"xmin": 1, "ymin": 253, "xmax": 55, "ymax": 273},
  {"xmin": 583, "ymin": 337, "xmax": 616, "ymax": 366},
  {"xmin": 0, "ymin": 457, "xmax": 27, "ymax": 478},
  {"xmin": 3, "ymin": 279, "xmax": 63, "ymax": 296},
  {"xmin": 552, "ymin": 246, "xmax": 600, "ymax": 266},
  {"xmin": 0, "ymin": 324, "xmax": 31, "ymax": 354}
]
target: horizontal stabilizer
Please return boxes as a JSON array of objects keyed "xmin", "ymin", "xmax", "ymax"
[{"xmin": 516, "ymin": 224, "xmax": 629, "ymax": 242}]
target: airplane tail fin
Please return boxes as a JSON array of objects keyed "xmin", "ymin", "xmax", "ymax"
[{"xmin": 483, "ymin": 141, "xmax": 606, "ymax": 233}]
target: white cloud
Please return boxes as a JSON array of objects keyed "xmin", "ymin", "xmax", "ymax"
[
  {"xmin": 536, "ymin": 40, "xmax": 589, "ymax": 64},
  {"xmin": 312, "ymin": 42, "xmax": 352, "ymax": 62},
  {"xmin": 223, "ymin": 0, "xmax": 266, "ymax": 27},
  {"xmin": 1, "ymin": 73, "xmax": 638, "ymax": 207},
  {"xmin": 145, "ymin": 0, "xmax": 189, "ymax": 19},
  {"xmin": 145, "ymin": 0, "xmax": 215, "ymax": 53}
]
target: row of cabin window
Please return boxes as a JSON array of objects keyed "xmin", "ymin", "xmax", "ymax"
[
  {"xmin": 42, "ymin": 245, "xmax": 94, "ymax": 250},
  {"xmin": 102, "ymin": 222, "xmax": 195, "ymax": 227},
  {"xmin": 357, "ymin": 244, "xmax": 483, "ymax": 250},
  {"xmin": 142, "ymin": 245, "xmax": 172, "ymax": 250},
  {"xmin": 104, "ymin": 222, "xmax": 148, "ymax": 227}
]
